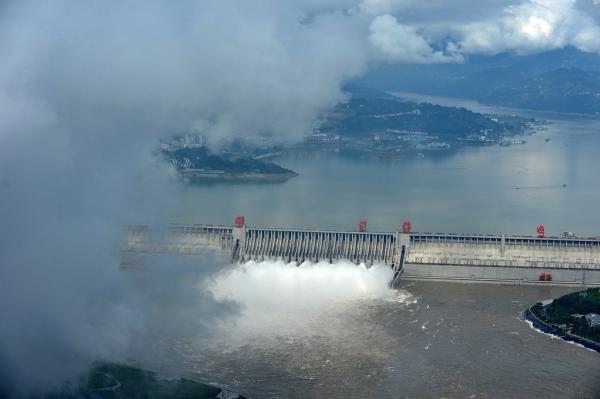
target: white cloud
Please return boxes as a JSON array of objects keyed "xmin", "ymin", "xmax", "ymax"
[
  {"xmin": 456, "ymin": 0, "xmax": 600, "ymax": 54},
  {"xmin": 0, "ymin": 1, "xmax": 373, "ymax": 394},
  {"xmin": 369, "ymin": 14, "xmax": 463, "ymax": 63}
]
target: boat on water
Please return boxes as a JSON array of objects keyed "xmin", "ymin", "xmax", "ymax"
[{"xmin": 500, "ymin": 138, "xmax": 527, "ymax": 147}]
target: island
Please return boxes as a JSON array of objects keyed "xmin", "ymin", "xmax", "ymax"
[
  {"xmin": 162, "ymin": 146, "xmax": 298, "ymax": 183},
  {"xmin": 291, "ymin": 95, "xmax": 540, "ymax": 160},
  {"xmin": 525, "ymin": 288, "xmax": 600, "ymax": 352}
]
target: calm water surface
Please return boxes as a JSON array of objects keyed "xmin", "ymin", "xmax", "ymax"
[
  {"xmin": 156, "ymin": 95, "xmax": 600, "ymax": 398},
  {"xmin": 170, "ymin": 96, "xmax": 600, "ymax": 236}
]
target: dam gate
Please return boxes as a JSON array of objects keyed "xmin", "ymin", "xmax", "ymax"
[{"xmin": 123, "ymin": 222, "xmax": 600, "ymax": 286}]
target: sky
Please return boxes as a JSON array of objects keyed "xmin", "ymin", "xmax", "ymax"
[{"xmin": 0, "ymin": 0, "xmax": 599, "ymax": 396}]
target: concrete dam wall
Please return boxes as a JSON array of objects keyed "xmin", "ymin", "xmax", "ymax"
[
  {"xmin": 123, "ymin": 224, "xmax": 600, "ymax": 286},
  {"xmin": 405, "ymin": 233, "xmax": 600, "ymax": 285}
]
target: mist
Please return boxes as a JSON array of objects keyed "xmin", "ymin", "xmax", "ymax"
[
  {"xmin": 206, "ymin": 260, "xmax": 401, "ymax": 342},
  {"xmin": 0, "ymin": 1, "xmax": 369, "ymax": 396}
]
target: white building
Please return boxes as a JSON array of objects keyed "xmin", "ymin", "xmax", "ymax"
[{"xmin": 585, "ymin": 313, "xmax": 600, "ymax": 327}]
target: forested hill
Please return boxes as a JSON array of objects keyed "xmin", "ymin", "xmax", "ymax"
[
  {"xmin": 533, "ymin": 288, "xmax": 600, "ymax": 343},
  {"xmin": 476, "ymin": 68, "xmax": 600, "ymax": 115},
  {"xmin": 355, "ymin": 47, "xmax": 600, "ymax": 115},
  {"xmin": 320, "ymin": 97, "xmax": 532, "ymax": 139}
]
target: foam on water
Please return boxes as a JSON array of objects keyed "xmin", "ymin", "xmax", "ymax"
[
  {"xmin": 209, "ymin": 259, "xmax": 395, "ymax": 305},
  {"xmin": 523, "ymin": 318, "xmax": 598, "ymax": 353},
  {"xmin": 203, "ymin": 259, "xmax": 411, "ymax": 342}
]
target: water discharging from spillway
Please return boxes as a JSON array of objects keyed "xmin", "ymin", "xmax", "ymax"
[
  {"xmin": 203, "ymin": 260, "xmax": 412, "ymax": 343},
  {"xmin": 158, "ymin": 260, "xmax": 419, "ymax": 398},
  {"xmin": 168, "ymin": 260, "xmax": 600, "ymax": 399}
]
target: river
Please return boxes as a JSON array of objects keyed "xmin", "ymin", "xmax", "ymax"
[
  {"xmin": 155, "ymin": 94, "xmax": 600, "ymax": 398},
  {"xmin": 170, "ymin": 93, "xmax": 600, "ymax": 236}
]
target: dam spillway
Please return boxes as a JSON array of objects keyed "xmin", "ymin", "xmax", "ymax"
[
  {"xmin": 123, "ymin": 223, "xmax": 600, "ymax": 286},
  {"xmin": 124, "ymin": 224, "xmax": 400, "ymax": 265}
]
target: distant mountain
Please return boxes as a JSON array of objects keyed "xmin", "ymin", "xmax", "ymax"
[
  {"xmin": 355, "ymin": 47, "xmax": 600, "ymax": 114},
  {"xmin": 478, "ymin": 68, "xmax": 600, "ymax": 114},
  {"xmin": 342, "ymin": 82, "xmax": 396, "ymax": 99}
]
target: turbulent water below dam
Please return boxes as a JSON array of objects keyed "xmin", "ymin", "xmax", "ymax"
[
  {"xmin": 146, "ymin": 96, "xmax": 600, "ymax": 398},
  {"xmin": 140, "ymin": 260, "xmax": 599, "ymax": 398}
]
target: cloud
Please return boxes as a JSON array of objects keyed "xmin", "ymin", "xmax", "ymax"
[
  {"xmin": 455, "ymin": 0, "xmax": 600, "ymax": 54},
  {"xmin": 359, "ymin": 0, "xmax": 600, "ymax": 63},
  {"xmin": 0, "ymin": 1, "xmax": 370, "ymax": 396},
  {"xmin": 0, "ymin": 1, "xmax": 373, "ymax": 145},
  {"xmin": 359, "ymin": 0, "xmax": 600, "ymax": 58},
  {"xmin": 369, "ymin": 14, "xmax": 463, "ymax": 63}
]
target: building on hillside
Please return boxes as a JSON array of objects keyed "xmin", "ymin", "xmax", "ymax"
[{"xmin": 585, "ymin": 313, "xmax": 600, "ymax": 327}]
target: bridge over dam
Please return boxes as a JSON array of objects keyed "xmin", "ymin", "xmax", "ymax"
[{"xmin": 123, "ymin": 220, "xmax": 600, "ymax": 287}]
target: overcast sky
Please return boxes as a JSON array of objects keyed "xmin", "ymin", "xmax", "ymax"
[
  {"xmin": 0, "ymin": 1, "xmax": 599, "ymax": 396},
  {"xmin": 1, "ymin": 0, "xmax": 599, "ymax": 141}
]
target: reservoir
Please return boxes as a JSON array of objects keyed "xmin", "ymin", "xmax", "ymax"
[
  {"xmin": 171, "ymin": 95, "xmax": 600, "ymax": 237},
  {"xmin": 155, "ymin": 95, "xmax": 600, "ymax": 398}
]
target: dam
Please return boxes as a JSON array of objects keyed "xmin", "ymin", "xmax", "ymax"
[{"xmin": 123, "ymin": 218, "xmax": 600, "ymax": 287}]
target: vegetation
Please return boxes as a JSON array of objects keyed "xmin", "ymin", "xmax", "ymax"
[
  {"xmin": 478, "ymin": 68, "xmax": 600, "ymax": 114},
  {"xmin": 531, "ymin": 288, "xmax": 600, "ymax": 343},
  {"xmin": 161, "ymin": 91, "xmax": 537, "ymax": 169},
  {"xmin": 164, "ymin": 147, "xmax": 296, "ymax": 177},
  {"xmin": 42, "ymin": 362, "xmax": 240, "ymax": 399},
  {"xmin": 320, "ymin": 97, "xmax": 533, "ymax": 140},
  {"xmin": 356, "ymin": 47, "xmax": 600, "ymax": 114}
]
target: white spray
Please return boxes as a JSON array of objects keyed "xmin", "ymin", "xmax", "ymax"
[{"xmin": 204, "ymin": 259, "xmax": 410, "ymax": 343}]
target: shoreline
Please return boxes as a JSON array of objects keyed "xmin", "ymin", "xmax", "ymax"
[
  {"xmin": 390, "ymin": 90, "xmax": 600, "ymax": 120},
  {"xmin": 181, "ymin": 170, "xmax": 298, "ymax": 183},
  {"xmin": 523, "ymin": 305, "xmax": 600, "ymax": 353},
  {"xmin": 79, "ymin": 362, "xmax": 250, "ymax": 399}
]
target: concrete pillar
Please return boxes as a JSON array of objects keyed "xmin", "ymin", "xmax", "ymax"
[
  {"xmin": 398, "ymin": 232, "xmax": 411, "ymax": 265},
  {"xmin": 393, "ymin": 232, "xmax": 400, "ymax": 267},
  {"xmin": 232, "ymin": 225, "xmax": 246, "ymax": 258}
]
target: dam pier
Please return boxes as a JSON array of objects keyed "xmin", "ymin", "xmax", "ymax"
[{"xmin": 123, "ymin": 218, "xmax": 600, "ymax": 287}]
